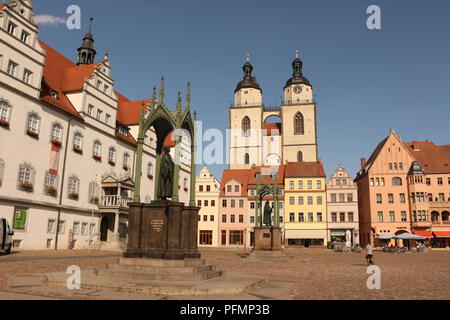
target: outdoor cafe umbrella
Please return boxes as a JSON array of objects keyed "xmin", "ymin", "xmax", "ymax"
[
  {"xmin": 396, "ymin": 233, "xmax": 426, "ymax": 240},
  {"xmin": 377, "ymin": 234, "xmax": 397, "ymax": 240}
]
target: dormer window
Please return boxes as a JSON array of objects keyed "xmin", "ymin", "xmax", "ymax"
[
  {"xmin": 119, "ymin": 126, "xmax": 128, "ymax": 136},
  {"xmin": 50, "ymin": 90, "xmax": 58, "ymax": 99},
  {"xmin": 7, "ymin": 22, "xmax": 16, "ymax": 35}
]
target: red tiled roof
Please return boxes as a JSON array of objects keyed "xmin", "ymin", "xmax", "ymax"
[
  {"xmin": 263, "ymin": 123, "xmax": 281, "ymax": 136},
  {"xmin": 116, "ymin": 94, "xmax": 151, "ymax": 126},
  {"xmin": 403, "ymin": 141, "xmax": 450, "ymax": 174},
  {"xmin": 220, "ymin": 169, "xmax": 250, "ymax": 196},
  {"xmin": 115, "ymin": 131, "xmax": 137, "ymax": 145},
  {"xmin": 39, "ymin": 41, "xmax": 84, "ymax": 119},
  {"xmin": 247, "ymin": 165, "xmax": 285, "ymax": 186},
  {"xmin": 163, "ymin": 131, "xmax": 176, "ymax": 148},
  {"xmin": 38, "ymin": 41, "xmax": 150, "ymax": 144},
  {"xmin": 285, "ymin": 161, "xmax": 326, "ymax": 178}
]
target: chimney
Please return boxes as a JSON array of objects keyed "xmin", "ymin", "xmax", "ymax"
[{"xmin": 361, "ymin": 158, "xmax": 367, "ymax": 168}]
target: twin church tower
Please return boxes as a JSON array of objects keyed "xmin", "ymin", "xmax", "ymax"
[{"xmin": 229, "ymin": 52, "xmax": 318, "ymax": 169}]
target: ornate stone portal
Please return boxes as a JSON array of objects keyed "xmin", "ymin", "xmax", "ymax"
[
  {"xmin": 124, "ymin": 79, "xmax": 201, "ymax": 260},
  {"xmin": 253, "ymin": 170, "xmax": 282, "ymax": 251}
]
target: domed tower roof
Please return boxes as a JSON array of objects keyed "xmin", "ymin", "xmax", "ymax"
[
  {"xmin": 284, "ymin": 51, "xmax": 311, "ymax": 89},
  {"xmin": 77, "ymin": 16, "xmax": 97, "ymax": 65},
  {"xmin": 234, "ymin": 54, "xmax": 262, "ymax": 93}
]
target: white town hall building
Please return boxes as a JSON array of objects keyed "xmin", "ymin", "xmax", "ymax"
[{"xmin": 0, "ymin": 0, "xmax": 192, "ymax": 250}]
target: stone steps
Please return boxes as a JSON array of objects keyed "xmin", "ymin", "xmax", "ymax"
[
  {"xmin": 119, "ymin": 258, "xmax": 206, "ymax": 267},
  {"xmin": 108, "ymin": 263, "xmax": 216, "ymax": 274},
  {"xmin": 99, "ymin": 269, "xmax": 222, "ymax": 281}
]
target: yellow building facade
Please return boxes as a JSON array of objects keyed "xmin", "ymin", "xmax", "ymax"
[{"xmin": 284, "ymin": 162, "xmax": 328, "ymax": 248}]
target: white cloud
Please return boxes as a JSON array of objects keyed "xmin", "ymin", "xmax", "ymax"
[{"xmin": 34, "ymin": 14, "xmax": 66, "ymax": 26}]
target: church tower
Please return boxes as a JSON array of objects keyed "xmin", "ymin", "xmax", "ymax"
[
  {"xmin": 229, "ymin": 55, "xmax": 264, "ymax": 169},
  {"xmin": 281, "ymin": 51, "xmax": 318, "ymax": 163},
  {"xmin": 77, "ymin": 17, "xmax": 96, "ymax": 65}
]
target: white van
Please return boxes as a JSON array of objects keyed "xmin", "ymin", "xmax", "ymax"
[{"xmin": 0, "ymin": 218, "xmax": 14, "ymax": 255}]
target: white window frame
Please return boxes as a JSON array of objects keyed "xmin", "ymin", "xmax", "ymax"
[
  {"xmin": 7, "ymin": 21, "xmax": 16, "ymax": 35},
  {"xmin": 47, "ymin": 219, "xmax": 56, "ymax": 234},
  {"xmin": 93, "ymin": 141, "xmax": 102, "ymax": 157},
  {"xmin": 26, "ymin": 112, "xmax": 40, "ymax": 134},
  {"xmin": 68, "ymin": 176, "xmax": 80, "ymax": 197},
  {"xmin": 0, "ymin": 99, "xmax": 12, "ymax": 123},
  {"xmin": 7, "ymin": 60, "xmax": 18, "ymax": 77},
  {"xmin": 50, "ymin": 122, "xmax": 63, "ymax": 142},
  {"xmin": 23, "ymin": 69, "xmax": 33, "ymax": 84},
  {"xmin": 21, "ymin": 30, "xmax": 29, "ymax": 44},
  {"xmin": 73, "ymin": 132, "xmax": 83, "ymax": 150},
  {"xmin": 18, "ymin": 163, "xmax": 35, "ymax": 186},
  {"xmin": 87, "ymin": 104, "xmax": 94, "ymax": 116},
  {"xmin": 108, "ymin": 147, "xmax": 116, "ymax": 163}
]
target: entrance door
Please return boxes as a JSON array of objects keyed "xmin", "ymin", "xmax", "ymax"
[
  {"xmin": 250, "ymin": 232, "xmax": 255, "ymax": 247},
  {"xmin": 100, "ymin": 217, "xmax": 108, "ymax": 242},
  {"xmin": 304, "ymin": 239, "xmax": 311, "ymax": 248}
]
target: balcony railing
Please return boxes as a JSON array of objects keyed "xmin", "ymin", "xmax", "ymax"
[
  {"xmin": 429, "ymin": 201, "xmax": 450, "ymax": 208},
  {"xmin": 100, "ymin": 195, "xmax": 132, "ymax": 208},
  {"xmin": 412, "ymin": 221, "xmax": 432, "ymax": 228},
  {"xmin": 431, "ymin": 221, "xmax": 450, "ymax": 225}
]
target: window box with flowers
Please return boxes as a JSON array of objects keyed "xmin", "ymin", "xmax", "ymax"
[
  {"xmin": 148, "ymin": 174, "xmax": 154, "ymax": 180},
  {"xmin": 20, "ymin": 182, "xmax": 34, "ymax": 192},
  {"xmin": 108, "ymin": 160, "xmax": 115, "ymax": 166},
  {"xmin": 68, "ymin": 193, "xmax": 79, "ymax": 200},
  {"xmin": 0, "ymin": 119, "xmax": 9, "ymax": 128},
  {"xmin": 51, "ymin": 139, "xmax": 62, "ymax": 146},
  {"xmin": 45, "ymin": 186, "xmax": 58, "ymax": 197},
  {"xmin": 26, "ymin": 130, "xmax": 39, "ymax": 138},
  {"xmin": 93, "ymin": 155, "xmax": 102, "ymax": 161},
  {"xmin": 73, "ymin": 147, "xmax": 83, "ymax": 154},
  {"xmin": 123, "ymin": 165, "xmax": 129, "ymax": 171}
]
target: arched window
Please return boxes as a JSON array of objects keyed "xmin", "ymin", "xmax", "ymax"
[
  {"xmin": 73, "ymin": 132, "xmax": 83, "ymax": 151},
  {"xmin": 242, "ymin": 116, "xmax": 251, "ymax": 137},
  {"xmin": 392, "ymin": 177, "xmax": 403, "ymax": 186},
  {"xmin": 0, "ymin": 100, "xmax": 11, "ymax": 124},
  {"xmin": 297, "ymin": 151, "xmax": 303, "ymax": 162},
  {"xmin": 26, "ymin": 112, "xmax": 40, "ymax": 135},
  {"xmin": 93, "ymin": 140, "xmax": 102, "ymax": 158},
  {"xmin": 244, "ymin": 153, "xmax": 250, "ymax": 165},
  {"xmin": 123, "ymin": 153, "xmax": 130, "ymax": 169},
  {"xmin": 0, "ymin": 159, "xmax": 4, "ymax": 187},
  {"xmin": 51, "ymin": 123, "xmax": 63, "ymax": 142},
  {"xmin": 294, "ymin": 112, "xmax": 304, "ymax": 135},
  {"xmin": 68, "ymin": 176, "xmax": 80, "ymax": 199},
  {"xmin": 18, "ymin": 163, "xmax": 35, "ymax": 191},
  {"xmin": 108, "ymin": 147, "xmax": 116, "ymax": 164}
]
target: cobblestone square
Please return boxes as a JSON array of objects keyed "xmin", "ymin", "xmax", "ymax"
[{"xmin": 0, "ymin": 248, "xmax": 449, "ymax": 300}]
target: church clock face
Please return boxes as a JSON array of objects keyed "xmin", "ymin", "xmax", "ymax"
[{"xmin": 294, "ymin": 85, "xmax": 302, "ymax": 94}]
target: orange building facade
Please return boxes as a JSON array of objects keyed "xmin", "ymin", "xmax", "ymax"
[{"xmin": 356, "ymin": 129, "xmax": 450, "ymax": 248}]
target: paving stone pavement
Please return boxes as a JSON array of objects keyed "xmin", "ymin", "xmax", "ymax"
[{"xmin": 1, "ymin": 248, "xmax": 449, "ymax": 300}]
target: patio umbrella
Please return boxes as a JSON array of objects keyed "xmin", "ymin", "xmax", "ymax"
[
  {"xmin": 396, "ymin": 233, "xmax": 426, "ymax": 240},
  {"xmin": 377, "ymin": 234, "xmax": 397, "ymax": 240}
]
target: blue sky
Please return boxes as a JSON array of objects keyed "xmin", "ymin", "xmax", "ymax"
[{"xmin": 34, "ymin": 0, "xmax": 450, "ymax": 180}]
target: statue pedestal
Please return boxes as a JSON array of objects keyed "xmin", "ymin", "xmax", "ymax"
[
  {"xmin": 254, "ymin": 227, "xmax": 282, "ymax": 251},
  {"xmin": 124, "ymin": 201, "xmax": 201, "ymax": 260}
]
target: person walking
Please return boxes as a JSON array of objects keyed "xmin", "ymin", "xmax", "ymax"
[{"xmin": 366, "ymin": 242, "xmax": 374, "ymax": 266}]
